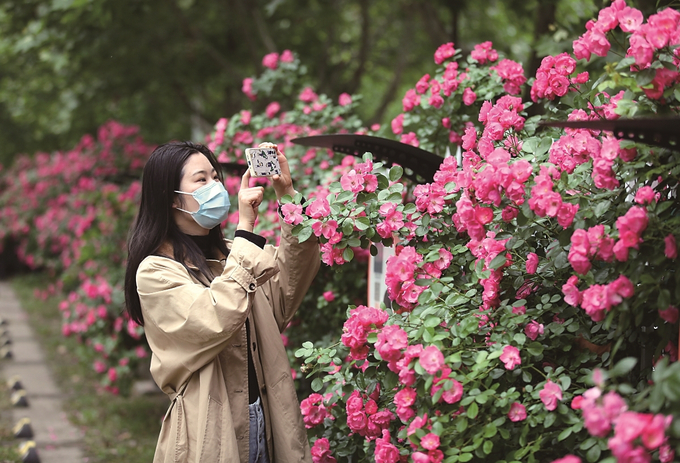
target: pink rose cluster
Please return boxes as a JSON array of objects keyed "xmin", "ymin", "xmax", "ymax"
[
  {"xmin": 530, "ymin": 52, "xmax": 588, "ymax": 102},
  {"xmin": 466, "ymin": 232, "xmax": 510, "ymax": 312},
  {"xmin": 340, "ymin": 305, "xmax": 389, "ymax": 360},
  {"xmin": 339, "ymin": 159, "xmax": 378, "ymax": 194},
  {"xmin": 310, "ymin": 437, "xmax": 336, "ymax": 463},
  {"xmin": 490, "ymin": 58, "xmax": 527, "ymax": 95},
  {"xmin": 300, "ymin": 393, "xmax": 332, "ymax": 429},
  {"xmin": 384, "ymin": 246, "xmax": 425, "ymax": 311},
  {"xmin": 470, "ymin": 41, "xmax": 498, "ymax": 64},
  {"xmin": 528, "ymin": 166, "xmax": 579, "ymax": 227},
  {"xmin": 345, "ymin": 390, "xmax": 395, "ymax": 440},
  {"xmin": 573, "ymin": 387, "xmax": 674, "ymax": 462},
  {"xmin": 562, "ymin": 274, "xmax": 634, "ymax": 322},
  {"xmin": 392, "ymin": 346, "xmax": 462, "ymax": 421},
  {"xmin": 261, "ymin": 49, "xmax": 295, "ymax": 70}
]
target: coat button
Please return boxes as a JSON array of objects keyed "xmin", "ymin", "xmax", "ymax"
[
  {"xmin": 260, "ymin": 385, "xmax": 266, "ymax": 394},
  {"xmin": 249, "ymin": 283, "xmax": 256, "ymax": 291}
]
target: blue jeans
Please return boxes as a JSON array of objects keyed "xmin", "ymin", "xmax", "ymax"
[{"xmin": 248, "ymin": 397, "xmax": 269, "ymax": 463}]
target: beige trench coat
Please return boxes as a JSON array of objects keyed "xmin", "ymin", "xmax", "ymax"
[{"xmin": 136, "ymin": 222, "xmax": 319, "ymax": 462}]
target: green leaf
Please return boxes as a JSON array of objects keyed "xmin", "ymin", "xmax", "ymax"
[
  {"xmin": 483, "ymin": 440, "xmax": 493, "ymax": 455},
  {"xmin": 526, "ymin": 342, "xmax": 543, "ymax": 356},
  {"xmin": 594, "ymin": 200, "xmax": 611, "ymax": 218},
  {"xmin": 544, "ymin": 411, "xmax": 556, "ymax": 428},
  {"xmin": 489, "ymin": 254, "xmax": 507, "ymax": 270},
  {"xmin": 342, "ymin": 247, "xmax": 354, "ymax": 262},
  {"xmin": 389, "ymin": 165, "xmax": 404, "ymax": 182},
  {"xmin": 459, "ymin": 453, "xmax": 473, "ymax": 462},
  {"xmin": 558, "ymin": 427, "xmax": 572, "ymax": 441},
  {"xmin": 354, "ymin": 216, "xmax": 370, "ymax": 230},
  {"xmin": 609, "ymin": 357, "xmax": 637, "ymax": 378},
  {"xmin": 467, "ymin": 402, "xmax": 479, "ymax": 419},
  {"xmin": 297, "ymin": 226, "xmax": 313, "ymax": 243},
  {"xmin": 586, "ymin": 443, "xmax": 601, "ymax": 462},
  {"xmin": 311, "ymin": 378, "xmax": 324, "ymax": 391}
]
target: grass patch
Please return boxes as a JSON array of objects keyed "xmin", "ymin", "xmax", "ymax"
[{"xmin": 11, "ymin": 274, "xmax": 167, "ymax": 462}]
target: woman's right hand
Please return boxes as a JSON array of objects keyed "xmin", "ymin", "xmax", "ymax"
[{"xmin": 237, "ymin": 170, "xmax": 264, "ymax": 232}]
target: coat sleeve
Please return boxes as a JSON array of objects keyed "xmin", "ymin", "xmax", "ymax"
[
  {"xmin": 264, "ymin": 221, "xmax": 321, "ymax": 332},
  {"xmin": 137, "ymin": 236, "xmax": 280, "ymax": 371}
]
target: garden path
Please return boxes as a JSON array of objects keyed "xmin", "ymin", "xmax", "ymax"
[{"xmin": 0, "ymin": 281, "xmax": 85, "ymax": 463}]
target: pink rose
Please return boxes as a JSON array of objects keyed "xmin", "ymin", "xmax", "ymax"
[
  {"xmin": 508, "ymin": 402, "xmax": 527, "ymax": 422},
  {"xmin": 462, "ymin": 87, "xmax": 477, "ymax": 106},
  {"xmin": 659, "ymin": 306, "xmax": 679, "ymax": 323},
  {"xmin": 338, "ymin": 93, "xmax": 352, "ymax": 106},
  {"xmin": 262, "ymin": 52, "xmax": 279, "ymax": 69},
  {"xmin": 434, "ymin": 42, "xmax": 455, "ymax": 64},
  {"xmin": 665, "ymin": 234, "xmax": 677, "ymax": 259},
  {"xmin": 500, "ymin": 345, "xmax": 521, "ymax": 370},
  {"xmin": 265, "ymin": 101, "xmax": 280, "ymax": 119},
  {"xmin": 526, "ymin": 252, "xmax": 539, "ymax": 274},
  {"xmin": 419, "ymin": 345, "xmax": 445, "ymax": 375},
  {"xmin": 551, "ymin": 456, "xmax": 581, "ymax": 463},
  {"xmin": 540, "ymin": 380, "xmax": 562, "ymax": 411},
  {"xmin": 323, "ymin": 291, "xmax": 335, "ymax": 302},
  {"xmin": 524, "ymin": 320, "xmax": 544, "ymax": 341},
  {"xmin": 420, "ymin": 433, "xmax": 440, "ymax": 451}
]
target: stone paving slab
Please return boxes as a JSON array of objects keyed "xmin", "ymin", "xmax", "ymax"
[{"xmin": 0, "ymin": 281, "xmax": 85, "ymax": 463}]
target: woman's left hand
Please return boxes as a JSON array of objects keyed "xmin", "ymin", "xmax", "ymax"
[{"xmin": 260, "ymin": 142, "xmax": 296, "ymax": 200}]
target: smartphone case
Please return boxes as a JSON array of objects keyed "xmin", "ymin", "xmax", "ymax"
[{"xmin": 245, "ymin": 147, "xmax": 282, "ymax": 177}]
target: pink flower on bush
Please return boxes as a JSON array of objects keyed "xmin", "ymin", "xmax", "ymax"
[
  {"xmin": 500, "ymin": 345, "xmax": 521, "ymax": 370},
  {"xmin": 374, "ymin": 430, "xmax": 400, "ymax": 463},
  {"xmin": 401, "ymin": 132, "xmax": 419, "ymax": 147},
  {"xmin": 665, "ymin": 234, "xmax": 677, "ymax": 259},
  {"xmin": 434, "ymin": 42, "xmax": 455, "ymax": 64},
  {"xmin": 462, "ymin": 87, "xmax": 477, "ymax": 106},
  {"xmin": 402, "ymin": 89, "xmax": 421, "ymax": 112},
  {"xmin": 242, "ymin": 77, "xmax": 256, "ymax": 101},
  {"xmin": 340, "ymin": 170, "xmax": 365, "ymax": 193},
  {"xmin": 540, "ymin": 380, "xmax": 562, "ymax": 411},
  {"xmin": 508, "ymin": 402, "xmax": 527, "ymax": 422},
  {"xmin": 562, "ymin": 275, "xmax": 581, "ymax": 307},
  {"xmin": 524, "ymin": 320, "xmax": 544, "ymax": 341},
  {"xmin": 526, "ymin": 252, "xmax": 539, "ymax": 274},
  {"xmin": 375, "ymin": 325, "xmax": 408, "ymax": 365},
  {"xmin": 322, "ymin": 291, "xmax": 335, "ymax": 302},
  {"xmin": 420, "ymin": 433, "xmax": 440, "ymax": 450},
  {"xmin": 391, "ymin": 114, "xmax": 404, "ymax": 135},
  {"xmin": 338, "ymin": 93, "xmax": 352, "ymax": 106},
  {"xmin": 300, "ymin": 393, "xmax": 330, "ymax": 428},
  {"xmin": 659, "ymin": 306, "xmax": 679, "ymax": 323},
  {"xmin": 280, "ymin": 49, "xmax": 294, "ymax": 62},
  {"xmin": 299, "ymin": 86, "xmax": 319, "ymax": 103},
  {"xmin": 311, "ymin": 437, "xmax": 336, "ymax": 463},
  {"xmin": 551, "ymin": 456, "xmax": 581, "ymax": 463},
  {"xmin": 262, "ymin": 52, "xmax": 279, "ymax": 69},
  {"xmin": 419, "ymin": 345, "xmax": 445, "ymax": 374},
  {"xmin": 265, "ymin": 101, "xmax": 280, "ymax": 118},
  {"xmin": 281, "ymin": 203, "xmax": 304, "ymax": 225}
]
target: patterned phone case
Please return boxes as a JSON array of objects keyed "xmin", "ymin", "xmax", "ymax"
[{"xmin": 245, "ymin": 147, "xmax": 282, "ymax": 177}]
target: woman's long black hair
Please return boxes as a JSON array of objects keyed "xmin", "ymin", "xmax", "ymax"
[{"xmin": 124, "ymin": 141, "xmax": 230, "ymax": 326}]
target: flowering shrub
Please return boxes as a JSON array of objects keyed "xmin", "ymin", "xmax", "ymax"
[
  {"xmin": 288, "ymin": 2, "xmax": 680, "ymax": 462},
  {"xmin": 0, "ymin": 121, "xmax": 154, "ymax": 393}
]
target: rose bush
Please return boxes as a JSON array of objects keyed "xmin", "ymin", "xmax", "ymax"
[
  {"xmin": 0, "ymin": 121, "xmax": 154, "ymax": 393},
  {"xmin": 286, "ymin": 2, "xmax": 680, "ymax": 462}
]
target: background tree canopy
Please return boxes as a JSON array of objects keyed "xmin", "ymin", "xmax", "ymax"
[{"xmin": 0, "ymin": 0, "xmax": 666, "ymax": 166}]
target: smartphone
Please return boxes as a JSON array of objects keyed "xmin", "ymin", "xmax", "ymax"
[{"xmin": 244, "ymin": 147, "xmax": 282, "ymax": 177}]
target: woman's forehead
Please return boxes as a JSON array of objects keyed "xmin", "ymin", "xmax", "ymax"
[{"xmin": 182, "ymin": 153, "xmax": 215, "ymax": 175}]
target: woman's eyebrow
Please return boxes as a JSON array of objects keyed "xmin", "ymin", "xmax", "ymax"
[{"xmin": 191, "ymin": 168, "xmax": 216, "ymax": 176}]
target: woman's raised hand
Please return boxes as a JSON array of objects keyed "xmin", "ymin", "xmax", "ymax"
[
  {"xmin": 236, "ymin": 170, "xmax": 264, "ymax": 232},
  {"xmin": 260, "ymin": 142, "xmax": 296, "ymax": 200}
]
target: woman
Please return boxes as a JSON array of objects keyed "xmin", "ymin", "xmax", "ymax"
[{"xmin": 124, "ymin": 141, "xmax": 319, "ymax": 463}]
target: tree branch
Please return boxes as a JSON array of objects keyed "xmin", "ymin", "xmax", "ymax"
[{"xmin": 347, "ymin": 0, "xmax": 370, "ymax": 94}]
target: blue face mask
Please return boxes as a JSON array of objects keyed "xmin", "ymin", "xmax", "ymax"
[{"xmin": 175, "ymin": 181, "xmax": 231, "ymax": 229}]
